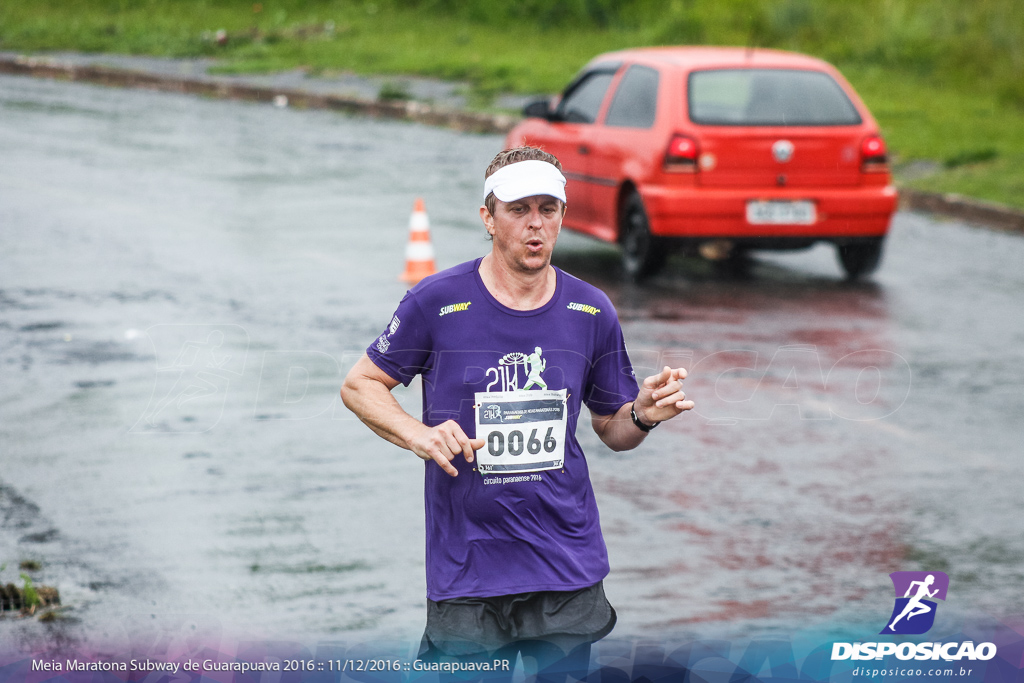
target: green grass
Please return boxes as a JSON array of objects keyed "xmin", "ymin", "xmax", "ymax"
[
  {"xmin": 2, "ymin": 0, "xmax": 1023, "ymax": 208},
  {"xmin": 20, "ymin": 573, "xmax": 41, "ymax": 608}
]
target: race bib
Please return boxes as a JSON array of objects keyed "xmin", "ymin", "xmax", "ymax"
[{"xmin": 474, "ymin": 389, "xmax": 568, "ymax": 474}]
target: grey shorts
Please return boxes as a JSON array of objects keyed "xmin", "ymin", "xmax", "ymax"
[{"xmin": 419, "ymin": 580, "xmax": 616, "ymax": 658}]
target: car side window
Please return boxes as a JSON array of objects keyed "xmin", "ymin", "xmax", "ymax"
[
  {"xmin": 556, "ymin": 71, "xmax": 616, "ymax": 124},
  {"xmin": 605, "ymin": 65, "xmax": 660, "ymax": 128}
]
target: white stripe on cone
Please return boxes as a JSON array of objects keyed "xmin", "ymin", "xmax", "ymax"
[{"xmin": 405, "ymin": 241, "xmax": 435, "ymax": 260}]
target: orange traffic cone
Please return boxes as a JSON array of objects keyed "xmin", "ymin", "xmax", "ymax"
[{"xmin": 400, "ymin": 198, "xmax": 437, "ymax": 285}]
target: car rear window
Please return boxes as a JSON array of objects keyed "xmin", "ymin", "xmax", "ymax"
[{"xmin": 688, "ymin": 69, "xmax": 862, "ymax": 126}]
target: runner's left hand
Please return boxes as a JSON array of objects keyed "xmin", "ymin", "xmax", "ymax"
[{"xmin": 634, "ymin": 366, "xmax": 694, "ymax": 426}]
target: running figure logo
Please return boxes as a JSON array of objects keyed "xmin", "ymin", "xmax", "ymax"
[
  {"xmin": 132, "ymin": 324, "xmax": 248, "ymax": 433},
  {"xmin": 523, "ymin": 347, "xmax": 547, "ymax": 390},
  {"xmin": 880, "ymin": 571, "xmax": 949, "ymax": 635}
]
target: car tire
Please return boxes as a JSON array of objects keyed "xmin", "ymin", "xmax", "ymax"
[
  {"xmin": 620, "ymin": 192, "xmax": 667, "ymax": 281},
  {"xmin": 837, "ymin": 239, "xmax": 884, "ymax": 279}
]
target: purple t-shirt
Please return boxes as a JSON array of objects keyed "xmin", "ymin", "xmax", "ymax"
[{"xmin": 367, "ymin": 258, "xmax": 638, "ymax": 601}]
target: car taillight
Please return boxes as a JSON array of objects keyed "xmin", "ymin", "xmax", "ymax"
[
  {"xmin": 861, "ymin": 135, "xmax": 888, "ymax": 172},
  {"xmin": 664, "ymin": 134, "xmax": 698, "ymax": 172}
]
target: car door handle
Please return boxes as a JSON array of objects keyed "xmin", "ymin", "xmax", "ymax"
[{"xmin": 578, "ymin": 144, "xmax": 590, "ymax": 155}]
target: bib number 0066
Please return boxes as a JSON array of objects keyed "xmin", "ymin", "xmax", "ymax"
[
  {"xmin": 486, "ymin": 426, "xmax": 557, "ymax": 457},
  {"xmin": 475, "ymin": 389, "xmax": 567, "ymax": 474}
]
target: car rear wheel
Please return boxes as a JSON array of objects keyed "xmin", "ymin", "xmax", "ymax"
[
  {"xmin": 621, "ymin": 192, "xmax": 667, "ymax": 281},
  {"xmin": 836, "ymin": 239, "xmax": 884, "ymax": 279}
]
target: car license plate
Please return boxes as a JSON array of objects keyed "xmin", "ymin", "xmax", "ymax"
[{"xmin": 746, "ymin": 200, "xmax": 816, "ymax": 225}]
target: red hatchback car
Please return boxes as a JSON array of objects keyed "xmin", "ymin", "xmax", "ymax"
[{"xmin": 505, "ymin": 47, "xmax": 898, "ymax": 280}]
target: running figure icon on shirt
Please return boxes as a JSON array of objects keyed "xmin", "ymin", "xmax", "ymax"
[{"xmin": 523, "ymin": 347, "xmax": 547, "ymax": 390}]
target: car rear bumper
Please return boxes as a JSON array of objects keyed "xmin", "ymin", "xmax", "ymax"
[{"xmin": 643, "ymin": 184, "xmax": 898, "ymax": 240}]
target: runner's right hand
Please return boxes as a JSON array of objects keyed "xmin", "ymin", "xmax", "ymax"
[{"xmin": 408, "ymin": 420, "xmax": 484, "ymax": 477}]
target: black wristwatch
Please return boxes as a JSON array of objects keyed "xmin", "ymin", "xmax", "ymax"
[{"xmin": 630, "ymin": 401, "xmax": 660, "ymax": 433}]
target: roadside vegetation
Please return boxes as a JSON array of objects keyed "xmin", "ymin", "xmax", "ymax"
[{"xmin": 2, "ymin": 0, "xmax": 1022, "ymax": 208}]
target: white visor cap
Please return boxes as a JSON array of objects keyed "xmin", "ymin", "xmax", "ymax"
[{"xmin": 483, "ymin": 160, "xmax": 567, "ymax": 204}]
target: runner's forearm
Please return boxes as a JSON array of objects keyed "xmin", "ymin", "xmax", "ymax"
[
  {"xmin": 341, "ymin": 355, "xmax": 427, "ymax": 452},
  {"xmin": 591, "ymin": 402, "xmax": 647, "ymax": 452}
]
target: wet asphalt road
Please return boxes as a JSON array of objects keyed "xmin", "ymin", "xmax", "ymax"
[{"xmin": 1, "ymin": 74, "xmax": 1023, "ymax": 653}]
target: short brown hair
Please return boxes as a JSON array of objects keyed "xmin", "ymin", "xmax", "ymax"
[{"xmin": 483, "ymin": 146, "xmax": 563, "ymax": 216}]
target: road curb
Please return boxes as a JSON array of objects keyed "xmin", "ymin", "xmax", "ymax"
[
  {"xmin": 899, "ymin": 189, "xmax": 1024, "ymax": 234},
  {"xmin": 0, "ymin": 54, "xmax": 518, "ymax": 135},
  {"xmin": 5, "ymin": 53, "xmax": 1024, "ymax": 235}
]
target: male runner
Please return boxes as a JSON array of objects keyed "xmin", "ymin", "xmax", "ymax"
[{"xmin": 341, "ymin": 147, "xmax": 693, "ymax": 680}]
